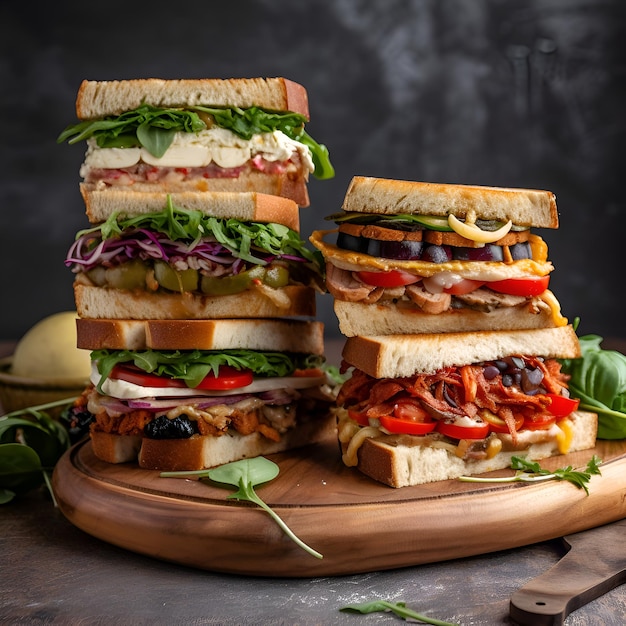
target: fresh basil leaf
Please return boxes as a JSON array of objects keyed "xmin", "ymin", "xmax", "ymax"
[
  {"xmin": 560, "ymin": 334, "xmax": 626, "ymax": 439},
  {"xmin": 136, "ymin": 123, "xmax": 177, "ymax": 158}
]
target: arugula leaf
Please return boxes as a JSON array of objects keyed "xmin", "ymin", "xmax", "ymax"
[
  {"xmin": 560, "ymin": 334, "xmax": 626, "ymax": 439},
  {"xmin": 458, "ymin": 455, "xmax": 602, "ymax": 495},
  {"xmin": 75, "ymin": 197, "xmax": 323, "ymax": 268},
  {"xmin": 160, "ymin": 457, "xmax": 323, "ymax": 559},
  {"xmin": 340, "ymin": 600, "xmax": 458, "ymax": 625},
  {"xmin": 58, "ymin": 104, "xmax": 334, "ymax": 179},
  {"xmin": 91, "ymin": 348, "xmax": 323, "ymax": 391}
]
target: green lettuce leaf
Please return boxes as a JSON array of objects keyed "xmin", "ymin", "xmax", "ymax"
[
  {"xmin": 92, "ymin": 349, "xmax": 324, "ymax": 391},
  {"xmin": 75, "ymin": 197, "xmax": 324, "ymax": 268}
]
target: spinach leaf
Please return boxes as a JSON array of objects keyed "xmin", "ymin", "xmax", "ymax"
[
  {"xmin": 161, "ymin": 457, "xmax": 323, "ymax": 559},
  {"xmin": 340, "ymin": 599, "xmax": 458, "ymax": 625},
  {"xmin": 0, "ymin": 399, "xmax": 74, "ymax": 504},
  {"xmin": 58, "ymin": 104, "xmax": 334, "ymax": 179},
  {"xmin": 560, "ymin": 335, "xmax": 626, "ymax": 439}
]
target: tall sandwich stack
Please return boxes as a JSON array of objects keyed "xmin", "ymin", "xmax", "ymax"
[
  {"xmin": 59, "ymin": 77, "xmax": 337, "ymax": 471},
  {"xmin": 311, "ymin": 176, "xmax": 597, "ymax": 487}
]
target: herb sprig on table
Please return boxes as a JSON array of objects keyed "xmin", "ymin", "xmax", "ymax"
[
  {"xmin": 340, "ymin": 599, "xmax": 458, "ymax": 625},
  {"xmin": 161, "ymin": 456, "xmax": 323, "ymax": 559},
  {"xmin": 458, "ymin": 455, "xmax": 602, "ymax": 495}
]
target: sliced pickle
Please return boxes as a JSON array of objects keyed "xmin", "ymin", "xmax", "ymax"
[
  {"xmin": 105, "ymin": 260, "xmax": 148, "ymax": 289},
  {"xmin": 85, "ymin": 266, "xmax": 107, "ymax": 286},
  {"xmin": 264, "ymin": 264, "xmax": 289, "ymax": 288},
  {"xmin": 154, "ymin": 261, "xmax": 199, "ymax": 293},
  {"xmin": 201, "ymin": 271, "xmax": 254, "ymax": 295}
]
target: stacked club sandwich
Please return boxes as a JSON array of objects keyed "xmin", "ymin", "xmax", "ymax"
[
  {"xmin": 60, "ymin": 77, "xmax": 337, "ymax": 471},
  {"xmin": 311, "ymin": 176, "xmax": 597, "ymax": 487}
]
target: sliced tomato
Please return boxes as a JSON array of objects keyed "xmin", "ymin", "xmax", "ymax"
[
  {"xmin": 110, "ymin": 364, "xmax": 254, "ymax": 390},
  {"xmin": 379, "ymin": 415, "xmax": 436, "ymax": 435},
  {"xmin": 443, "ymin": 279, "xmax": 486, "ymax": 295},
  {"xmin": 436, "ymin": 420, "xmax": 490, "ymax": 440},
  {"xmin": 356, "ymin": 269, "xmax": 421, "ymax": 288},
  {"xmin": 348, "ymin": 409, "xmax": 371, "ymax": 426},
  {"xmin": 546, "ymin": 393, "xmax": 580, "ymax": 418},
  {"xmin": 522, "ymin": 414, "xmax": 558, "ymax": 430},
  {"xmin": 488, "ymin": 275, "xmax": 550, "ymax": 297}
]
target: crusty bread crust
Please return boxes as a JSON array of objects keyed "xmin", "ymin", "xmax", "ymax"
[
  {"xmin": 81, "ymin": 188, "xmax": 301, "ymax": 230},
  {"xmin": 89, "ymin": 413, "xmax": 335, "ymax": 471},
  {"xmin": 342, "ymin": 176, "xmax": 559, "ymax": 229},
  {"xmin": 74, "ymin": 284, "xmax": 316, "ymax": 320},
  {"xmin": 76, "ymin": 318, "xmax": 325, "ymax": 354},
  {"xmin": 341, "ymin": 325, "xmax": 581, "ymax": 378},
  {"xmin": 333, "ymin": 298, "xmax": 559, "ymax": 337},
  {"xmin": 344, "ymin": 411, "xmax": 597, "ymax": 488},
  {"xmin": 75, "ymin": 77, "xmax": 310, "ymax": 120}
]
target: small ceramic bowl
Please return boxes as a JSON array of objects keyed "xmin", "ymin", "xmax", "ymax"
[{"xmin": 0, "ymin": 356, "xmax": 88, "ymax": 416}]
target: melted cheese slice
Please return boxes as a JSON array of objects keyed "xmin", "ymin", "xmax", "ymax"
[{"xmin": 310, "ymin": 230, "xmax": 553, "ymax": 280}]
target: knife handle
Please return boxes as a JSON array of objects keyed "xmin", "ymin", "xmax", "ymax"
[{"xmin": 509, "ymin": 537, "xmax": 626, "ymax": 626}]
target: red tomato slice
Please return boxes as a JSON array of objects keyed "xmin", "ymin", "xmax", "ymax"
[
  {"xmin": 444, "ymin": 279, "xmax": 486, "ymax": 295},
  {"xmin": 436, "ymin": 420, "xmax": 490, "ymax": 440},
  {"xmin": 546, "ymin": 393, "xmax": 580, "ymax": 418},
  {"xmin": 379, "ymin": 415, "xmax": 436, "ymax": 435},
  {"xmin": 522, "ymin": 414, "xmax": 558, "ymax": 430},
  {"xmin": 348, "ymin": 409, "xmax": 370, "ymax": 426},
  {"xmin": 356, "ymin": 269, "xmax": 421, "ymax": 288},
  {"xmin": 488, "ymin": 275, "xmax": 550, "ymax": 297},
  {"xmin": 110, "ymin": 364, "xmax": 253, "ymax": 390}
]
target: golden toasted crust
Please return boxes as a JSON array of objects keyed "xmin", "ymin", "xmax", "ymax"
[
  {"xmin": 75, "ymin": 77, "xmax": 310, "ymax": 119},
  {"xmin": 341, "ymin": 325, "xmax": 581, "ymax": 378},
  {"xmin": 74, "ymin": 284, "xmax": 317, "ymax": 320},
  {"xmin": 342, "ymin": 176, "xmax": 559, "ymax": 229},
  {"xmin": 80, "ymin": 188, "xmax": 301, "ymax": 230},
  {"xmin": 76, "ymin": 318, "xmax": 325, "ymax": 354}
]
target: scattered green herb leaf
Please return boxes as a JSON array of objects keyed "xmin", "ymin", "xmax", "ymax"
[
  {"xmin": 560, "ymin": 333, "xmax": 626, "ymax": 439},
  {"xmin": 340, "ymin": 599, "xmax": 458, "ymax": 625},
  {"xmin": 160, "ymin": 457, "xmax": 323, "ymax": 559},
  {"xmin": 0, "ymin": 398, "xmax": 75, "ymax": 504},
  {"xmin": 458, "ymin": 455, "xmax": 602, "ymax": 495}
]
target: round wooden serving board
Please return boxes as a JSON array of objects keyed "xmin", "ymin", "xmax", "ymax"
[{"xmin": 52, "ymin": 437, "xmax": 626, "ymax": 577}]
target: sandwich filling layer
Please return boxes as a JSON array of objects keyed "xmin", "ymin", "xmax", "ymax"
[{"xmin": 337, "ymin": 353, "xmax": 581, "ymax": 467}]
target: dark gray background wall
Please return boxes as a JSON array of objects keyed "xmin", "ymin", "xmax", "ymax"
[{"xmin": 1, "ymin": 0, "xmax": 624, "ymax": 341}]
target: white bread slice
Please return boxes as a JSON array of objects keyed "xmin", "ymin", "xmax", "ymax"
[
  {"xmin": 80, "ymin": 187, "xmax": 300, "ymax": 231},
  {"xmin": 76, "ymin": 318, "xmax": 325, "ymax": 354},
  {"xmin": 341, "ymin": 325, "xmax": 581, "ymax": 378},
  {"xmin": 333, "ymin": 298, "xmax": 561, "ymax": 337},
  {"xmin": 338, "ymin": 410, "xmax": 597, "ymax": 488},
  {"xmin": 75, "ymin": 77, "xmax": 310, "ymax": 119},
  {"xmin": 80, "ymin": 167, "xmax": 310, "ymax": 210},
  {"xmin": 89, "ymin": 412, "xmax": 335, "ymax": 471},
  {"xmin": 74, "ymin": 284, "xmax": 316, "ymax": 320},
  {"xmin": 342, "ymin": 176, "xmax": 559, "ymax": 229}
]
